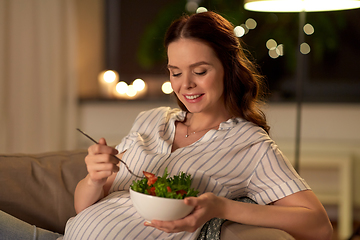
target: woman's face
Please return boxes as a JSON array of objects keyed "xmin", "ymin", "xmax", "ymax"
[{"xmin": 167, "ymin": 38, "xmax": 225, "ymax": 114}]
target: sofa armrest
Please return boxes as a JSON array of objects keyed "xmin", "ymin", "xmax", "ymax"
[
  {"xmin": 0, "ymin": 149, "xmax": 88, "ymax": 234},
  {"xmin": 221, "ymin": 221, "xmax": 295, "ymax": 240}
]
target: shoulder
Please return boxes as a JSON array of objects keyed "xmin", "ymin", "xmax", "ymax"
[{"xmin": 222, "ymin": 117, "xmax": 271, "ymax": 142}]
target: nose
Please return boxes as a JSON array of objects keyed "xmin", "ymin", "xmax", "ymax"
[{"xmin": 182, "ymin": 73, "xmax": 196, "ymax": 89}]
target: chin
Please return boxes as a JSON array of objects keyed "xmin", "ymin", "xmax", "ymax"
[{"xmin": 184, "ymin": 106, "xmax": 204, "ymax": 114}]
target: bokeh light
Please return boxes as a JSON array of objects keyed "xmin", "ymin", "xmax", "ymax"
[
  {"xmin": 303, "ymin": 23, "xmax": 315, "ymax": 35},
  {"xmin": 300, "ymin": 43, "xmax": 311, "ymax": 54},
  {"xmin": 266, "ymin": 39, "xmax": 285, "ymax": 58},
  {"xmin": 245, "ymin": 18, "xmax": 257, "ymax": 29},
  {"xmin": 266, "ymin": 39, "xmax": 277, "ymax": 50},
  {"xmin": 269, "ymin": 49, "xmax": 279, "ymax": 59},
  {"xmin": 133, "ymin": 78, "xmax": 145, "ymax": 92},
  {"xmin": 103, "ymin": 70, "xmax": 117, "ymax": 83},
  {"xmin": 234, "ymin": 26, "xmax": 245, "ymax": 37},
  {"xmin": 126, "ymin": 85, "xmax": 137, "ymax": 97},
  {"xmin": 162, "ymin": 81, "xmax": 173, "ymax": 94},
  {"xmin": 115, "ymin": 81, "xmax": 128, "ymax": 94},
  {"xmin": 186, "ymin": 1, "xmax": 198, "ymax": 12},
  {"xmin": 276, "ymin": 44, "xmax": 284, "ymax": 56},
  {"xmin": 196, "ymin": 7, "xmax": 208, "ymax": 13},
  {"xmin": 240, "ymin": 24, "xmax": 249, "ymax": 35}
]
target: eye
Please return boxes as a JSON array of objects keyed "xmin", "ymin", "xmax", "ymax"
[
  {"xmin": 194, "ymin": 70, "xmax": 207, "ymax": 75},
  {"xmin": 172, "ymin": 72, "xmax": 182, "ymax": 77}
]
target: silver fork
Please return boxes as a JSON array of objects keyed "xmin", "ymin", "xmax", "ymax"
[{"xmin": 76, "ymin": 128, "xmax": 142, "ymax": 178}]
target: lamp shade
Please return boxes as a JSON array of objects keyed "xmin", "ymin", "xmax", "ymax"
[{"xmin": 244, "ymin": 0, "xmax": 360, "ymax": 12}]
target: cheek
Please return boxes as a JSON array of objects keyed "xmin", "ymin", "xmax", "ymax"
[
  {"xmin": 204, "ymin": 75, "xmax": 224, "ymax": 93},
  {"xmin": 216, "ymin": 73, "xmax": 225, "ymax": 94},
  {"xmin": 170, "ymin": 80, "xmax": 179, "ymax": 93}
]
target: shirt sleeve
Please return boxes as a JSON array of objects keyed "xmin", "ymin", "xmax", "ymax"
[
  {"xmin": 114, "ymin": 107, "xmax": 172, "ymax": 154},
  {"xmin": 247, "ymin": 142, "xmax": 311, "ymax": 205},
  {"xmin": 115, "ymin": 111, "xmax": 146, "ymax": 153}
]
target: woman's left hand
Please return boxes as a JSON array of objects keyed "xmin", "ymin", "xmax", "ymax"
[{"xmin": 145, "ymin": 192, "xmax": 224, "ymax": 233}]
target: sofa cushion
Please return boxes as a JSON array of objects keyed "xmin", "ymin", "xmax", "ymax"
[
  {"xmin": 0, "ymin": 149, "xmax": 88, "ymax": 234},
  {"xmin": 220, "ymin": 221, "xmax": 295, "ymax": 240}
]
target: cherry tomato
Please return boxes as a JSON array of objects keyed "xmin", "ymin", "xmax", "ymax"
[
  {"xmin": 147, "ymin": 187, "xmax": 156, "ymax": 196},
  {"xmin": 176, "ymin": 189, "xmax": 187, "ymax": 196},
  {"xmin": 143, "ymin": 171, "xmax": 155, "ymax": 179},
  {"xmin": 147, "ymin": 176, "xmax": 157, "ymax": 186},
  {"xmin": 143, "ymin": 171, "xmax": 158, "ymax": 186},
  {"xmin": 167, "ymin": 186, "xmax": 172, "ymax": 193}
]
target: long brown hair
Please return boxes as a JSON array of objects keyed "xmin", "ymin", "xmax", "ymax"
[{"xmin": 164, "ymin": 11, "xmax": 270, "ymax": 134}]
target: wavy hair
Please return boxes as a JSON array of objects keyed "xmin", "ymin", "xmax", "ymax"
[{"xmin": 164, "ymin": 11, "xmax": 270, "ymax": 134}]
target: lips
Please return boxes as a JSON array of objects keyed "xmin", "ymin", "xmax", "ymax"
[
  {"xmin": 185, "ymin": 94, "xmax": 202, "ymax": 100},
  {"xmin": 183, "ymin": 94, "xmax": 204, "ymax": 102}
]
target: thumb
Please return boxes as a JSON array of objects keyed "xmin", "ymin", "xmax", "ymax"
[
  {"xmin": 184, "ymin": 197, "xmax": 199, "ymax": 206},
  {"xmin": 98, "ymin": 137, "xmax": 107, "ymax": 146}
]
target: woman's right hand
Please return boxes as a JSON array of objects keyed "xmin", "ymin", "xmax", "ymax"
[
  {"xmin": 85, "ymin": 138, "xmax": 120, "ymax": 187},
  {"xmin": 74, "ymin": 138, "xmax": 120, "ymax": 214}
]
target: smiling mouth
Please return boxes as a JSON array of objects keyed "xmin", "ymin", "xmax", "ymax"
[{"xmin": 185, "ymin": 94, "xmax": 203, "ymax": 100}]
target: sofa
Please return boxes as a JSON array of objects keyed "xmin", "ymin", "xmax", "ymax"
[{"xmin": 0, "ymin": 149, "xmax": 294, "ymax": 239}]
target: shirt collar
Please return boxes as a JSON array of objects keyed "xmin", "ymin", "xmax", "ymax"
[{"xmin": 171, "ymin": 109, "xmax": 242, "ymax": 130}]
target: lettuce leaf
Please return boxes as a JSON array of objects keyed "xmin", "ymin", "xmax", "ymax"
[{"xmin": 130, "ymin": 168, "xmax": 199, "ymax": 199}]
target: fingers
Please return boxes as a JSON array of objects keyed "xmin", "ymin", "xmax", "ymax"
[
  {"xmin": 98, "ymin": 137, "xmax": 107, "ymax": 145},
  {"xmin": 88, "ymin": 138, "xmax": 118, "ymax": 156},
  {"xmin": 86, "ymin": 158, "xmax": 118, "ymax": 172},
  {"xmin": 86, "ymin": 159, "xmax": 118, "ymax": 183},
  {"xmin": 86, "ymin": 151, "xmax": 119, "ymax": 165},
  {"xmin": 145, "ymin": 198, "xmax": 202, "ymax": 233},
  {"xmin": 184, "ymin": 197, "xmax": 198, "ymax": 206},
  {"xmin": 85, "ymin": 138, "xmax": 119, "ymax": 183},
  {"xmin": 146, "ymin": 217, "xmax": 198, "ymax": 233},
  {"xmin": 145, "ymin": 193, "xmax": 222, "ymax": 233},
  {"xmin": 183, "ymin": 194, "xmax": 211, "ymax": 209},
  {"xmin": 88, "ymin": 170, "xmax": 113, "ymax": 182}
]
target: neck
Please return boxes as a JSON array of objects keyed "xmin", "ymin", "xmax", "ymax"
[{"xmin": 185, "ymin": 111, "xmax": 231, "ymax": 131}]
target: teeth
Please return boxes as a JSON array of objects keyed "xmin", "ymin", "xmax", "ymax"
[{"xmin": 185, "ymin": 94, "xmax": 201, "ymax": 100}]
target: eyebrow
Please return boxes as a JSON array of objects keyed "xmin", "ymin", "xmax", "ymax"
[{"xmin": 167, "ymin": 61, "xmax": 211, "ymax": 69}]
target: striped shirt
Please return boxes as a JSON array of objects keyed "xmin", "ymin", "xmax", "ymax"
[{"xmin": 63, "ymin": 107, "xmax": 310, "ymax": 240}]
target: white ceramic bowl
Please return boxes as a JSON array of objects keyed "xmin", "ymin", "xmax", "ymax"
[{"xmin": 130, "ymin": 188, "xmax": 195, "ymax": 221}]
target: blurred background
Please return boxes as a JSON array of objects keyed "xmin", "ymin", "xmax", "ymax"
[{"xmin": 0, "ymin": 0, "xmax": 359, "ymax": 239}]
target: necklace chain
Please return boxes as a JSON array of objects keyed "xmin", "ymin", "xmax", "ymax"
[{"xmin": 185, "ymin": 124, "xmax": 218, "ymax": 138}]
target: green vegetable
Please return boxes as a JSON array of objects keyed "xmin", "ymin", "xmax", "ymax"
[{"xmin": 130, "ymin": 168, "xmax": 199, "ymax": 199}]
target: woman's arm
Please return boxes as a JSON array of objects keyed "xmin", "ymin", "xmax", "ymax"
[
  {"xmin": 148, "ymin": 190, "xmax": 333, "ymax": 240},
  {"xmin": 220, "ymin": 190, "xmax": 333, "ymax": 240},
  {"xmin": 74, "ymin": 138, "xmax": 123, "ymax": 214}
]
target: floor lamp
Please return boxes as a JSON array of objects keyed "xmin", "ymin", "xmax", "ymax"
[{"xmin": 244, "ymin": 0, "xmax": 360, "ymax": 173}]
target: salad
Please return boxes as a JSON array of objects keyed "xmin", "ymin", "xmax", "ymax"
[{"xmin": 130, "ymin": 169, "xmax": 199, "ymax": 199}]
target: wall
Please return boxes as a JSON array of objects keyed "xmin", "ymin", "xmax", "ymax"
[{"xmin": 75, "ymin": 0, "xmax": 105, "ymax": 99}]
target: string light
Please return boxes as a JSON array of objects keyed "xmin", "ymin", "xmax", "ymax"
[
  {"xmin": 276, "ymin": 44, "xmax": 284, "ymax": 56},
  {"xmin": 162, "ymin": 81, "xmax": 173, "ymax": 94},
  {"xmin": 245, "ymin": 18, "xmax": 257, "ymax": 29},
  {"xmin": 115, "ymin": 81, "xmax": 128, "ymax": 94},
  {"xmin": 303, "ymin": 23, "xmax": 315, "ymax": 35},
  {"xmin": 133, "ymin": 79, "xmax": 145, "ymax": 92},
  {"xmin": 103, "ymin": 70, "xmax": 117, "ymax": 83},
  {"xmin": 196, "ymin": 7, "xmax": 207, "ymax": 13},
  {"xmin": 266, "ymin": 39, "xmax": 284, "ymax": 58},
  {"xmin": 266, "ymin": 39, "xmax": 277, "ymax": 50},
  {"xmin": 300, "ymin": 43, "xmax": 311, "ymax": 54},
  {"xmin": 234, "ymin": 26, "xmax": 245, "ymax": 37},
  {"xmin": 126, "ymin": 85, "xmax": 137, "ymax": 97},
  {"xmin": 98, "ymin": 70, "xmax": 119, "ymax": 98},
  {"xmin": 113, "ymin": 78, "xmax": 147, "ymax": 99},
  {"xmin": 186, "ymin": 1, "xmax": 198, "ymax": 12},
  {"xmin": 234, "ymin": 18, "xmax": 258, "ymax": 38}
]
